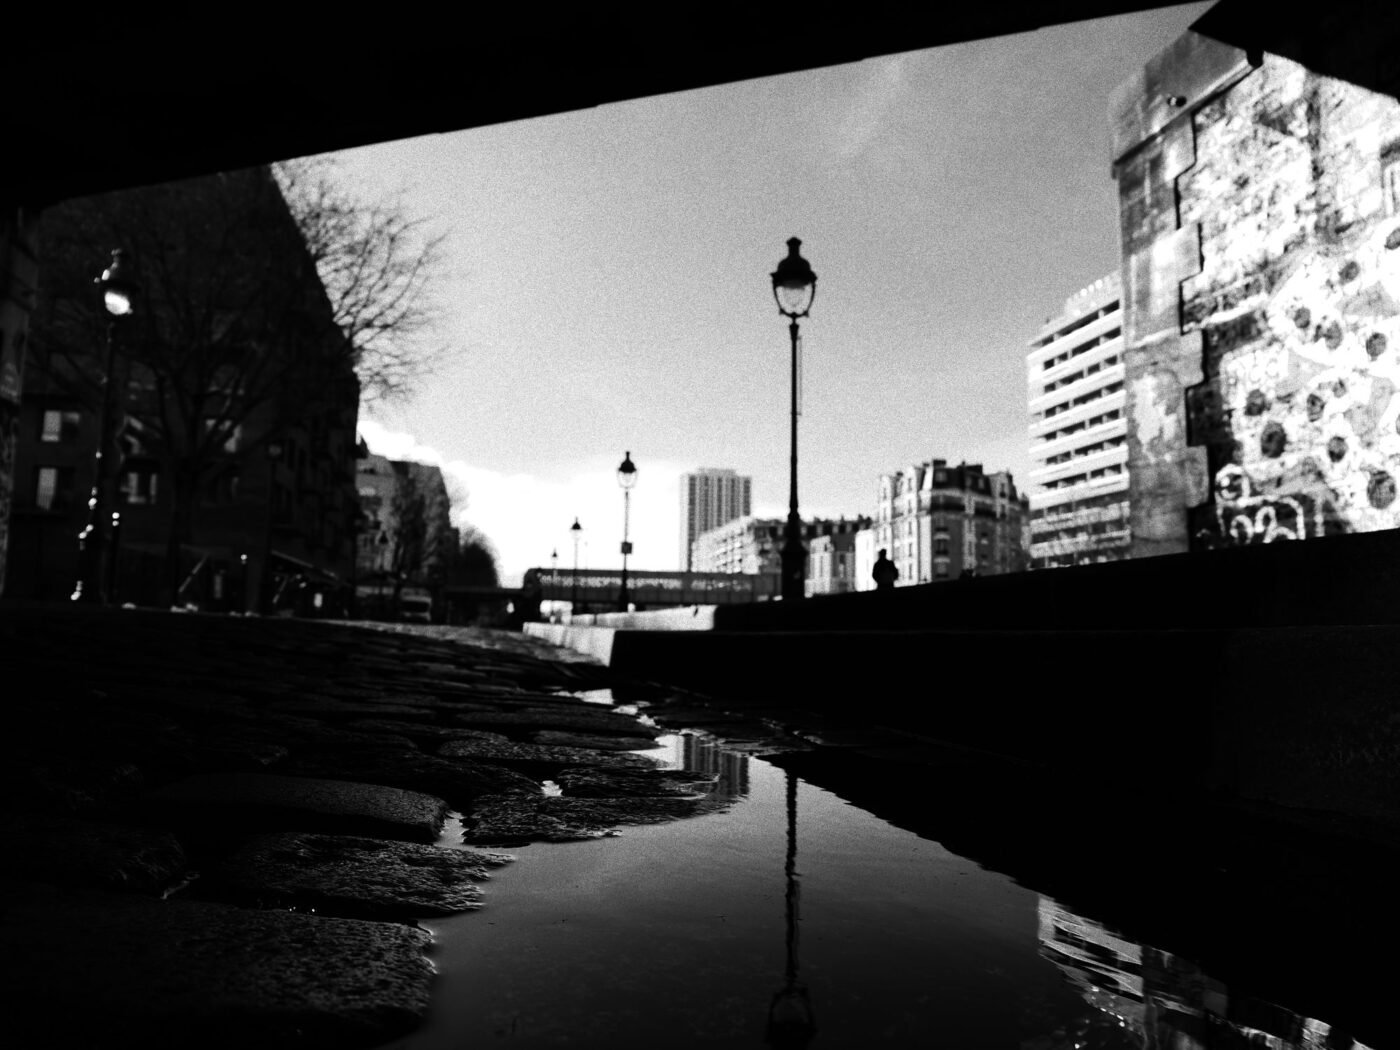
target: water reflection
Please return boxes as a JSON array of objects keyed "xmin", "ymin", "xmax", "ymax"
[
  {"xmin": 1036, "ymin": 898, "xmax": 1378, "ymax": 1050},
  {"xmin": 767, "ymin": 769, "xmax": 816, "ymax": 1049},
  {"xmin": 650, "ymin": 729, "xmax": 752, "ymax": 798}
]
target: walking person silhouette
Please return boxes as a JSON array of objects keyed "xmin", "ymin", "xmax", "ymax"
[{"xmin": 872, "ymin": 548, "xmax": 899, "ymax": 591}]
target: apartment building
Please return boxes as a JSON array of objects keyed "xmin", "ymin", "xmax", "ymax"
[
  {"xmin": 678, "ymin": 468, "xmax": 751, "ymax": 571},
  {"xmin": 874, "ymin": 460, "xmax": 1029, "ymax": 584},
  {"xmin": 691, "ymin": 514, "xmax": 870, "ymax": 591},
  {"xmin": 1026, "ymin": 273, "xmax": 1130, "ymax": 569}
]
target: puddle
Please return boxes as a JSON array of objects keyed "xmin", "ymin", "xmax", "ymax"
[{"xmin": 388, "ymin": 723, "xmax": 1386, "ymax": 1049}]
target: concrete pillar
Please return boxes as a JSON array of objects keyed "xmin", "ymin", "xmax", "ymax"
[
  {"xmin": 1109, "ymin": 33, "xmax": 1255, "ymax": 559},
  {"xmin": 0, "ymin": 205, "xmax": 40, "ymax": 597}
]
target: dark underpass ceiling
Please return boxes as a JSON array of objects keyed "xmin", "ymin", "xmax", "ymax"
[
  {"xmin": 9, "ymin": 2, "xmax": 1183, "ymax": 206},
  {"xmin": 9, "ymin": 1, "xmax": 1395, "ymax": 208}
]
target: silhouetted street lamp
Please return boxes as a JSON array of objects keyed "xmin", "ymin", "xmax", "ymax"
[
  {"xmin": 550, "ymin": 547, "xmax": 559, "ymax": 620},
  {"xmin": 617, "ymin": 451, "xmax": 637, "ymax": 611},
  {"xmin": 570, "ymin": 517, "xmax": 582, "ymax": 612},
  {"xmin": 771, "ymin": 238, "xmax": 816, "ymax": 603},
  {"xmin": 73, "ymin": 249, "xmax": 137, "ymax": 604}
]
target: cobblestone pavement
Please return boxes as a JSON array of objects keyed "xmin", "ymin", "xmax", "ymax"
[{"xmin": 0, "ymin": 604, "xmax": 813, "ymax": 1050}]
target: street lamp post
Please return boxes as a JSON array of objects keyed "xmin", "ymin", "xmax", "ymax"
[
  {"xmin": 617, "ymin": 451, "xmax": 637, "ymax": 612},
  {"xmin": 570, "ymin": 517, "xmax": 582, "ymax": 613},
  {"xmin": 73, "ymin": 249, "xmax": 137, "ymax": 604},
  {"xmin": 261, "ymin": 440, "xmax": 284, "ymax": 615},
  {"xmin": 550, "ymin": 547, "xmax": 559, "ymax": 621},
  {"xmin": 771, "ymin": 238, "xmax": 817, "ymax": 603}
]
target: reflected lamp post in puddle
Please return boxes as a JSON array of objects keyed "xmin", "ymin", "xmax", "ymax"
[
  {"xmin": 770, "ymin": 238, "xmax": 816, "ymax": 603},
  {"xmin": 616, "ymin": 451, "xmax": 637, "ymax": 612},
  {"xmin": 767, "ymin": 769, "xmax": 815, "ymax": 1048}
]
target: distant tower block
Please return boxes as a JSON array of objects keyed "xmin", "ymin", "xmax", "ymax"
[
  {"xmin": 1025, "ymin": 272, "xmax": 1130, "ymax": 569},
  {"xmin": 679, "ymin": 468, "xmax": 751, "ymax": 572}
]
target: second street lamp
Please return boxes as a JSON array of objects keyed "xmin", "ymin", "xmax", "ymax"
[
  {"xmin": 617, "ymin": 451, "xmax": 637, "ymax": 612},
  {"xmin": 73, "ymin": 248, "xmax": 137, "ymax": 604},
  {"xmin": 570, "ymin": 516, "xmax": 582, "ymax": 613},
  {"xmin": 771, "ymin": 237, "xmax": 817, "ymax": 603}
]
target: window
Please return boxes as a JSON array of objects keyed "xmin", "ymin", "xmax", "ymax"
[
  {"xmin": 201, "ymin": 418, "xmax": 242, "ymax": 454},
  {"xmin": 40, "ymin": 410, "xmax": 80, "ymax": 444},
  {"xmin": 122, "ymin": 464, "xmax": 160, "ymax": 505},
  {"xmin": 34, "ymin": 466, "xmax": 75, "ymax": 511}
]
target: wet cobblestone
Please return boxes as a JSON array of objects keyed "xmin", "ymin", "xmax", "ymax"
[{"xmin": 0, "ymin": 604, "xmax": 685, "ymax": 1049}]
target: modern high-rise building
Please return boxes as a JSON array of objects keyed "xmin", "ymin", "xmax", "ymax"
[
  {"xmin": 1026, "ymin": 272, "xmax": 1130, "ymax": 569},
  {"xmin": 678, "ymin": 468, "xmax": 751, "ymax": 571}
]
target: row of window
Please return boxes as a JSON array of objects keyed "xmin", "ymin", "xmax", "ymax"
[
  {"xmin": 1039, "ymin": 463, "xmax": 1126, "ymax": 491},
  {"xmin": 1042, "ymin": 436, "xmax": 1126, "ymax": 466},
  {"xmin": 1040, "ymin": 354, "xmax": 1120, "ymax": 397},
  {"xmin": 1042, "ymin": 381, "xmax": 1124, "ymax": 419},
  {"xmin": 31, "ymin": 464, "xmax": 165, "ymax": 512},
  {"xmin": 1039, "ymin": 325, "xmax": 1121, "ymax": 370},
  {"xmin": 1031, "ymin": 306, "xmax": 1120, "ymax": 351},
  {"xmin": 1038, "ymin": 408, "xmax": 1123, "ymax": 444}
]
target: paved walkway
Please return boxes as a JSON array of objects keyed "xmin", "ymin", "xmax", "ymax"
[{"xmin": 0, "ymin": 604, "xmax": 820, "ymax": 1050}]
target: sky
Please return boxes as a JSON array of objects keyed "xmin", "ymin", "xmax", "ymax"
[{"xmin": 325, "ymin": 2, "xmax": 1216, "ymax": 587}]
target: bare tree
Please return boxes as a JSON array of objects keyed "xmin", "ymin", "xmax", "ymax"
[
  {"xmin": 452, "ymin": 524, "xmax": 500, "ymax": 589},
  {"xmin": 273, "ymin": 157, "xmax": 448, "ymax": 404},
  {"xmin": 28, "ymin": 162, "xmax": 446, "ymax": 604}
]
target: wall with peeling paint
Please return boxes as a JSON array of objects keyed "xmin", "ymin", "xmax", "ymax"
[
  {"xmin": 1180, "ymin": 57, "xmax": 1400, "ymax": 548},
  {"xmin": 1114, "ymin": 32, "xmax": 1400, "ymax": 556}
]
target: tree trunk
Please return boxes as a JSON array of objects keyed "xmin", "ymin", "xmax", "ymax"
[{"xmin": 164, "ymin": 464, "xmax": 198, "ymax": 609}]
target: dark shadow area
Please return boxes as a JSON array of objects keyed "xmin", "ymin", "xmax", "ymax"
[
  {"xmin": 1193, "ymin": 0, "xmax": 1400, "ymax": 102},
  {"xmin": 764, "ymin": 741, "xmax": 1400, "ymax": 1049},
  {"xmin": 4, "ymin": 4, "xmax": 1181, "ymax": 207}
]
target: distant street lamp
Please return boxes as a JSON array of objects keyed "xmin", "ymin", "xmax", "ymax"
[
  {"xmin": 771, "ymin": 237, "xmax": 817, "ymax": 603},
  {"xmin": 617, "ymin": 451, "xmax": 637, "ymax": 612},
  {"xmin": 550, "ymin": 547, "xmax": 559, "ymax": 621},
  {"xmin": 570, "ymin": 517, "xmax": 582, "ymax": 611},
  {"xmin": 73, "ymin": 249, "xmax": 137, "ymax": 604}
]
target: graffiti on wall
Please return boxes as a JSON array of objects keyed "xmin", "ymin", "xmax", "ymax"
[{"xmin": 1211, "ymin": 216, "xmax": 1400, "ymax": 541}]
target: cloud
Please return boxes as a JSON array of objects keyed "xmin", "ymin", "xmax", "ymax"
[
  {"xmin": 359, "ymin": 420, "xmax": 686, "ymax": 588},
  {"xmin": 832, "ymin": 55, "xmax": 909, "ymax": 160}
]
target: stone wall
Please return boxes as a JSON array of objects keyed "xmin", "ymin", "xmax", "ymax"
[
  {"xmin": 1113, "ymin": 31, "xmax": 1400, "ymax": 555},
  {"xmin": 1180, "ymin": 56, "xmax": 1400, "ymax": 547}
]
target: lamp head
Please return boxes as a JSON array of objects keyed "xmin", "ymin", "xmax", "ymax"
[
  {"xmin": 95, "ymin": 248, "xmax": 137, "ymax": 318},
  {"xmin": 771, "ymin": 237, "xmax": 816, "ymax": 318},
  {"xmin": 571, "ymin": 517, "xmax": 582, "ymax": 533},
  {"xmin": 617, "ymin": 451, "xmax": 638, "ymax": 490}
]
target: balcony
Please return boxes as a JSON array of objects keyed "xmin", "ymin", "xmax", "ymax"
[{"xmin": 1029, "ymin": 365, "xmax": 1125, "ymax": 416}]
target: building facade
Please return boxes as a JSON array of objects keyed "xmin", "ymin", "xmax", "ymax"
[
  {"xmin": 805, "ymin": 518, "xmax": 871, "ymax": 596},
  {"xmin": 874, "ymin": 460, "xmax": 1029, "ymax": 584},
  {"xmin": 1111, "ymin": 32, "xmax": 1400, "ymax": 557},
  {"xmin": 678, "ymin": 468, "xmax": 751, "ymax": 571},
  {"xmin": 853, "ymin": 525, "xmax": 877, "ymax": 592},
  {"xmin": 1026, "ymin": 273, "xmax": 1131, "ymax": 569},
  {"xmin": 355, "ymin": 450, "xmax": 455, "ymax": 618},
  {"xmin": 691, "ymin": 513, "xmax": 871, "ymax": 593},
  {"xmin": 5, "ymin": 168, "xmax": 360, "ymax": 613}
]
